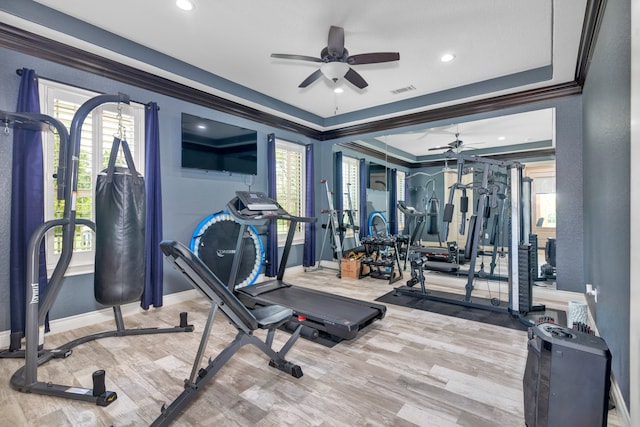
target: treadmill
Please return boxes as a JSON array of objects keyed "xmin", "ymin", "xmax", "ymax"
[{"xmin": 225, "ymin": 191, "xmax": 386, "ymax": 342}]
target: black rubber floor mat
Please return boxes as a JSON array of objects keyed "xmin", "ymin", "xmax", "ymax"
[{"xmin": 375, "ymin": 290, "xmax": 566, "ymax": 331}]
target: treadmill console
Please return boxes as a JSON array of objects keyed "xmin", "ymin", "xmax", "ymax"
[
  {"xmin": 236, "ymin": 191, "xmax": 279, "ymax": 211},
  {"xmin": 227, "ymin": 191, "xmax": 316, "ymax": 225}
]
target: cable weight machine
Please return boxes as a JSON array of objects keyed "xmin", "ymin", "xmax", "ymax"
[{"xmin": 395, "ymin": 152, "xmax": 545, "ymax": 322}]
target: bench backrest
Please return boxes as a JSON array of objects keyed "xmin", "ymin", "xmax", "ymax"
[{"xmin": 160, "ymin": 240, "xmax": 259, "ymax": 331}]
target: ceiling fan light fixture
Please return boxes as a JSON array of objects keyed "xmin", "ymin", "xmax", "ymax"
[
  {"xmin": 176, "ymin": 0, "xmax": 194, "ymax": 11},
  {"xmin": 440, "ymin": 53, "xmax": 456, "ymax": 63},
  {"xmin": 333, "ymin": 87, "xmax": 344, "ymax": 94},
  {"xmin": 321, "ymin": 62, "xmax": 350, "ymax": 82}
]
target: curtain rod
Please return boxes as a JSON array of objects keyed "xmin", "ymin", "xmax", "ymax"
[{"xmin": 16, "ymin": 68, "xmax": 159, "ymax": 109}]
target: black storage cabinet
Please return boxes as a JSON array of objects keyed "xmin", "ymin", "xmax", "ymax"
[{"xmin": 523, "ymin": 322, "xmax": 611, "ymax": 427}]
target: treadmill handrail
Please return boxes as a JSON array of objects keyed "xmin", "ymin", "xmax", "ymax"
[{"xmin": 397, "ymin": 200, "xmax": 426, "ymax": 217}]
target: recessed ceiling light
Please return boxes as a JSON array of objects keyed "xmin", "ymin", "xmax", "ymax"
[
  {"xmin": 176, "ymin": 0, "xmax": 194, "ymax": 11},
  {"xmin": 440, "ymin": 53, "xmax": 456, "ymax": 63},
  {"xmin": 197, "ymin": 124, "xmax": 206, "ymax": 130},
  {"xmin": 498, "ymin": 136, "xmax": 506, "ymax": 141},
  {"xmin": 334, "ymin": 87, "xmax": 344, "ymax": 94}
]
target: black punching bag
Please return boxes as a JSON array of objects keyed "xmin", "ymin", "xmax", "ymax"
[
  {"xmin": 426, "ymin": 191, "xmax": 440, "ymax": 235},
  {"xmin": 94, "ymin": 137, "xmax": 146, "ymax": 306}
]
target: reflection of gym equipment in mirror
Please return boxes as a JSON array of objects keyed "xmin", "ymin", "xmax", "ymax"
[
  {"xmin": 525, "ymin": 162, "xmax": 557, "ymax": 280},
  {"xmin": 368, "ymin": 162, "xmax": 388, "ymax": 191},
  {"xmin": 1, "ymin": 95, "xmax": 193, "ymax": 407},
  {"xmin": 344, "ymin": 182, "xmax": 361, "ymax": 247},
  {"xmin": 368, "ymin": 210, "xmax": 389, "ymax": 236},
  {"xmin": 397, "ymin": 199, "xmax": 454, "ymax": 271},
  {"xmin": 312, "ymin": 179, "xmax": 352, "ymax": 273},
  {"xmin": 358, "ymin": 211, "xmax": 403, "ymax": 284},
  {"xmin": 540, "ymin": 238, "xmax": 557, "ymax": 279},
  {"xmin": 360, "ymin": 234, "xmax": 404, "ymax": 284},
  {"xmin": 395, "ymin": 153, "xmax": 545, "ymax": 322},
  {"xmin": 309, "ymin": 179, "xmax": 361, "ymax": 274}
]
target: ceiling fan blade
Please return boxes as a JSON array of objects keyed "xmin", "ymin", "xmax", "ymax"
[
  {"xmin": 298, "ymin": 69, "xmax": 324, "ymax": 88},
  {"xmin": 327, "ymin": 26, "xmax": 345, "ymax": 57},
  {"xmin": 344, "ymin": 67, "xmax": 368, "ymax": 89},
  {"xmin": 271, "ymin": 53, "xmax": 322, "ymax": 63},
  {"xmin": 347, "ymin": 52, "xmax": 400, "ymax": 65},
  {"xmin": 428, "ymin": 146, "xmax": 449, "ymax": 151},
  {"xmin": 449, "ymin": 139, "xmax": 463, "ymax": 148}
]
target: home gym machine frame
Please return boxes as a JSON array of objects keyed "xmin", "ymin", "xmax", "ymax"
[
  {"xmin": 1, "ymin": 93, "xmax": 192, "ymax": 406},
  {"xmin": 395, "ymin": 152, "xmax": 544, "ymax": 319}
]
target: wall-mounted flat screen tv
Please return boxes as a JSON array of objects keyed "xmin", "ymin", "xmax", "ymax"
[
  {"xmin": 181, "ymin": 113, "xmax": 258, "ymax": 175},
  {"xmin": 368, "ymin": 162, "xmax": 388, "ymax": 190}
]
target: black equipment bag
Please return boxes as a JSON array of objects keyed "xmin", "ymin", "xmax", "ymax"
[{"xmin": 94, "ymin": 137, "xmax": 146, "ymax": 306}]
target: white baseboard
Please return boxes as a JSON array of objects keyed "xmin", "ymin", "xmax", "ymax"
[
  {"xmin": 610, "ymin": 373, "xmax": 631, "ymax": 427},
  {"xmin": 0, "ymin": 289, "xmax": 199, "ymax": 350},
  {"xmin": 301, "ymin": 260, "xmax": 339, "ymax": 272},
  {"xmin": 584, "ymin": 295, "xmax": 631, "ymax": 426}
]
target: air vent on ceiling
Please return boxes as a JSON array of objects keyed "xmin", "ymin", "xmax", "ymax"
[{"xmin": 391, "ymin": 85, "xmax": 416, "ymax": 95}]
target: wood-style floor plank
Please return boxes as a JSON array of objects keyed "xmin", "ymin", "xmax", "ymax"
[{"xmin": 0, "ymin": 267, "xmax": 621, "ymax": 426}]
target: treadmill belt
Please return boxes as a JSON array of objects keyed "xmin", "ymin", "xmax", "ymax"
[
  {"xmin": 236, "ymin": 280, "xmax": 386, "ymax": 341},
  {"xmin": 240, "ymin": 285, "xmax": 380, "ymax": 324}
]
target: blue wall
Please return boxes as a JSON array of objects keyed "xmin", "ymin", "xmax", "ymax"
[{"xmin": 581, "ymin": 0, "xmax": 631, "ymax": 407}]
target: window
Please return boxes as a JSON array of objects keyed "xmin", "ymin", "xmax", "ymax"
[
  {"xmin": 274, "ymin": 139, "xmax": 306, "ymax": 244},
  {"xmin": 40, "ymin": 80, "xmax": 145, "ymax": 275},
  {"xmin": 524, "ymin": 161, "xmax": 556, "ymax": 248},
  {"xmin": 536, "ymin": 192, "xmax": 556, "ymax": 228},
  {"xmin": 341, "ymin": 156, "xmax": 359, "ymax": 237}
]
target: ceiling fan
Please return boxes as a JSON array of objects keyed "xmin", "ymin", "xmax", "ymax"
[
  {"xmin": 428, "ymin": 133, "xmax": 466, "ymax": 153},
  {"xmin": 270, "ymin": 25, "xmax": 400, "ymax": 89}
]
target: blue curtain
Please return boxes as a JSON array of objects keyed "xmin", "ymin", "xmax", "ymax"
[
  {"xmin": 359, "ymin": 159, "xmax": 367, "ymax": 238},
  {"xmin": 141, "ymin": 102, "xmax": 163, "ymax": 309},
  {"xmin": 302, "ymin": 144, "xmax": 315, "ymax": 267},
  {"xmin": 405, "ymin": 173, "xmax": 409, "ymax": 202},
  {"xmin": 389, "ymin": 168, "xmax": 398, "ymax": 235},
  {"xmin": 10, "ymin": 68, "xmax": 47, "ymax": 335},
  {"xmin": 333, "ymin": 151, "xmax": 344, "ymax": 241},
  {"xmin": 266, "ymin": 133, "xmax": 278, "ymax": 277}
]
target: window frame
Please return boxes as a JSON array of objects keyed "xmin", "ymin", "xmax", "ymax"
[
  {"xmin": 274, "ymin": 139, "xmax": 306, "ymax": 246},
  {"xmin": 40, "ymin": 80, "xmax": 145, "ymax": 276}
]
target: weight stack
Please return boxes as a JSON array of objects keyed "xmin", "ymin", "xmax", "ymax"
[
  {"xmin": 517, "ymin": 244, "xmax": 533, "ymax": 313},
  {"xmin": 523, "ymin": 322, "xmax": 611, "ymax": 427},
  {"xmin": 530, "ymin": 234, "xmax": 539, "ymax": 279}
]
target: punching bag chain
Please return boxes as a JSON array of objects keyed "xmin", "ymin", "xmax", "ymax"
[{"xmin": 116, "ymin": 102, "xmax": 126, "ymax": 141}]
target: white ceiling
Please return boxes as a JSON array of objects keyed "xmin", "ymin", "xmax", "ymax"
[{"xmin": 7, "ymin": 0, "xmax": 588, "ymax": 160}]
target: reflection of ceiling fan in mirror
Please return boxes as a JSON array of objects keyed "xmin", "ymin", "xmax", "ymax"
[
  {"xmin": 270, "ymin": 25, "xmax": 400, "ymax": 89},
  {"xmin": 428, "ymin": 133, "xmax": 466, "ymax": 153}
]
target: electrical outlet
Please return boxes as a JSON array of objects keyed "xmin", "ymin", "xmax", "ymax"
[{"xmin": 586, "ymin": 283, "xmax": 598, "ymax": 303}]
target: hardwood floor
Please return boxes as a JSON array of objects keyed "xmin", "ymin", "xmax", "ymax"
[{"xmin": 0, "ymin": 267, "xmax": 621, "ymax": 426}]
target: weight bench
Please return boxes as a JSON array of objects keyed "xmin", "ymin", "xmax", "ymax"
[{"xmin": 152, "ymin": 240, "xmax": 303, "ymax": 427}]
